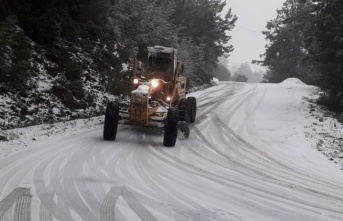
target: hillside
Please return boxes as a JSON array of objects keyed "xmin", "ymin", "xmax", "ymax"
[
  {"xmin": 0, "ymin": 0, "xmax": 237, "ymax": 130},
  {"xmin": 0, "ymin": 35, "xmax": 125, "ymax": 130}
]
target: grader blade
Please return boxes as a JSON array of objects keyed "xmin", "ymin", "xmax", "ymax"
[{"xmin": 178, "ymin": 121, "xmax": 190, "ymax": 139}]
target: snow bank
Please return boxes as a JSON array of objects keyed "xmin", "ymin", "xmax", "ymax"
[
  {"xmin": 0, "ymin": 116, "xmax": 103, "ymax": 159},
  {"xmin": 280, "ymin": 78, "xmax": 307, "ymax": 85}
]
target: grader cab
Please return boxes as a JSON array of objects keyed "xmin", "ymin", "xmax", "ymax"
[{"xmin": 103, "ymin": 46, "xmax": 197, "ymax": 147}]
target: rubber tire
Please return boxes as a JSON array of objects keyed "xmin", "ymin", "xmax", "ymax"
[
  {"xmin": 103, "ymin": 101, "xmax": 119, "ymax": 141},
  {"xmin": 163, "ymin": 108, "xmax": 179, "ymax": 147},
  {"xmin": 178, "ymin": 98, "xmax": 190, "ymax": 124},
  {"xmin": 187, "ymin": 97, "xmax": 197, "ymax": 123}
]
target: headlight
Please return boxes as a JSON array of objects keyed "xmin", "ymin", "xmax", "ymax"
[
  {"xmin": 133, "ymin": 78, "xmax": 139, "ymax": 84},
  {"xmin": 151, "ymin": 79, "xmax": 159, "ymax": 88}
]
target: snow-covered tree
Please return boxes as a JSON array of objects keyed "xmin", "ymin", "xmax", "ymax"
[{"xmin": 255, "ymin": 0, "xmax": 311, "ymax": 83}]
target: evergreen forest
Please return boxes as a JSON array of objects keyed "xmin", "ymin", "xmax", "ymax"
[
  {"xmin": 1, "ymin": 0, "xmax": 343, "ymax": 128},
  {"xmin": 0, "ymin": 0, "xmax": 237, "ymax": 94},
  {"xmin": 256, "ymin": 0, "xmax": 343, "ymax": 112},
  {"xmin": 0, "ymin": 0, "xmax": 237, "ymax": 128}
]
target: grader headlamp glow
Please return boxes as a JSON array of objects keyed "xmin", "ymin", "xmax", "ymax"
[{"xmin": 150, "ymin": 79, "xmax": 159, "ymax": 88}]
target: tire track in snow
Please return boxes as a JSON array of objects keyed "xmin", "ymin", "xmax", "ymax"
[
  {"xmin": 150, "ymin": 134, "xmax": 343, "ymax": 219},
  {"xmin": 101, "ymin": 186, "xmax": 157, "ymax": 221},
  {"xmin": 1, "ymin": 82, "xmax": 343, "ymax": 220},
  {"xmin": 0, "ymin": 127, "xmax": 101, "ymax": 198},
  {"xmin": 31, "ymin": 128, "xmax": 109, "ymax": 221},
  {"xmin": 99, "ymin": 140, "xmax": 158, "ymax": 221},
  {"xmin": 33, "ymin": 146, "xmax": 80, "ymax": 221},
  {"xmin": 57, "ymin": 130, "xmax": 136, "ymax": 220},
  {"xmin": 209, "ymin": 84, "xmax": 343, "ymax": 193},
  {"xmin": 120, "ymin": 187, "xmax": 157, "ymax": 221},
  {"xmin": 95, "ymin": 131, "xmax": 162, "ymax": 220},
  {"xmin": 198, "ymin": 84, "xmax": 343, "ymax": 192},
  {"xmin": 195, "ymin": 83, "xmax": 239, "ymax": 103},
  {"xmin": 215, "ymin": 86, "xmax": 343, "ymax": 196},
  {"xmin": 196, "ymin": 84, "xmax": 241, "ymax": 106},
  {"xmin": 0, "ymin": 138, "xmax": 86, "ymax": 199},
  {"xmin": 135, "ymin": 133, "xmax": 204, "ymax": 211},
  {"xmin": 109, "ymin": 130, "xmax": 221, "ymax": 220},
  {"xmin": 194, "ymin": 84, "xmax": 255, "ymax": 130},
  {"xmin": 191, "ymin": 83, "xmax": 343, "ymax": 217},
  {"xmin": 194, "ymin": 123, "xmax": 343, "ymax": 212},
  {"xmin": 14, "ymin": 190, "xmax": 32, "ymax": 221},
  {"xmin": 139, "ymin": 83, "xmax": 343, "ymax": 219},
  {"xmin": 58, "ymin": 137, "xmax": 112, "ymax": 220},
  {"xmin": 0, "ymin": 131, "xmax": 94, "ymax": 221},
  {"xmin": 100, "ymin": 186, "xmax": 123, "ymax": 221},
  {"xmin": 99, "ymin": 132, "xmax": 191, "ymax": 220},
  {"xmin": 0, "ymin": 188, "xmax": 31, "ymax": 220},
  {"xmin": 44, "ymin": 156, "xmax": 72, "ymax": 220},
  {"xmin": 39, "ymin": 203, "xmax": 53, "ymax": 221},
  {"xmin": 213, "ymin": 112, "xmax": 343, "ymax": 193},
  {"xmin": 196, "ymin": 86, "xmax": 300, "ymax": 179},
  {"xmin": 130, "ymin": 134, "xmax": 237, "ymax": 221}
]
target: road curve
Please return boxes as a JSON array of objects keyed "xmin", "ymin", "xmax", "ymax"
[{"xmin": 0, "ymin": 82, "xmax": 343, "ymax": 221}]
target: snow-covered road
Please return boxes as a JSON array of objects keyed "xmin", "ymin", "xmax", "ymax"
[{"xmin": 1, "ymin": 81, "xmax": 343, "ymax": 221}]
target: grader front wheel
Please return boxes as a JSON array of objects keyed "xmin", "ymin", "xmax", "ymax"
[{"xmin": 103, "ymin": 101, "xmax": 119, "ymax": 141}]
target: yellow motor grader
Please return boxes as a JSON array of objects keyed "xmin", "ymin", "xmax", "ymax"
[{"xmin": 103, "ymin": 46, "xmax": 197, "ymax": 147}]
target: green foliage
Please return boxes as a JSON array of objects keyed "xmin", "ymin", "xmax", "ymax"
[
  {"xmin": 66, "ymin": 80, "xmax": 84, "ymax": 100},
  {"xmin": 0, "ymin": 135, "xmax": 8, "ymax": 142},
  {"xmin": 1, "ymin": 0, "xmax": 238, "ymax": 103},
  {"xmin": 257, "ymin": 0, "xmax": 343, "ymax": 112},
  {"xmin": 233, "ymin": 63, "xmax": 262, "ymax": 83},
  {"xmin": 177, "ymin": 38, "xmax": 204, "ymax": 77},
  {"xmin": 54, "ymin": 58, "xmax": 85, "ymax": 100},
  {"xmin": 108, "ymin": 0, "xmax": 237, "ymax": 84},
  {"xmin": 3, "ymin": 0, "xmax": 111, "ymax": 44},
  {"xmin": 170, "ymin": 0, "xmax": 237, "ymax": 82},
  {"xmin": 63, "ymin": 60, "xmax": 82, "ymax": 81},
  {"xmin": 0, "ymin": 15, "xmax": 32, "ymax": 90},
  {"xmin": 109, "ymin": 0, "xmax": 178, "ymax": 60},
  {"xmin": 302, "ymin": 0, "xmax": 343, "ymax": 111},
  {"xmin": 256, "ymin": 0, "xmax": 311, "ymax": 83},
  {"xmin": 107, "ymin": 71, "xmax": 131, "ymax": 96},
  {"xmin": 213, "ymin": 63, "xmax": 231, "ymax": 81},
  {"xmin": 233, "ymin": 74, "xmax": 248, "ymax": 83}
]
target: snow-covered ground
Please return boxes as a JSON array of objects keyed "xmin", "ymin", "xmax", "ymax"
[{"xmin": 0, "ymin": 79, "xmax": 343, "ymax": 221}]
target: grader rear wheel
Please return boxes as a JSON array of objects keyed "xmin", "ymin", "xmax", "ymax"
[
  {"xmin": 163, "ymin": 108, "xmax": 179, "ymax": 147},
  {"xmin": 178, "ymin": 98, "xmax": 190, "ymax": 123},
  {"xmin": 187, "ymin": 97, "xmax": 197, "ymax": 123}
]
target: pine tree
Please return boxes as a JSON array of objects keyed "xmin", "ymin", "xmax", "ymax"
[
  {"xmin": 301, "ymin": 0, "xmax": 343, "ymax": 111},
  {"xmin": 170, "ymin": 0, "xmax": 237, "ymax": 82},
  {"xmin": 256, "ymin": 0, "xmax": 311, "ymax": 83},
  {"xmin": 109, "ymin": 0, "xmax": 178, "ymax": 60},
  {"xmin": 213, "ymin": 63, "xmax": 231, "ymax": 81}
]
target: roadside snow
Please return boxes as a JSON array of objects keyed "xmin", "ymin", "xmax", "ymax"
[
  {"xmin": 225, "ymin": 80, "xmax": 343, "ymax": 170},
  {"xmin": 0, "ymin": 116, "xmax": 103, "ymax": 160},
  {"xmin": 280, "ymin": 77, "xmax": 306, "ymax": 85},
  {"xmin": 1, "ymin": 79, "xmax": 343, "ymax": 220},
  {"xmin": 1, "ymin": 78, "xmax": 343, "ymax": 169},
  {"xmin": 304, "ymin": 92, "xmax": 343, "ymax": 168}
]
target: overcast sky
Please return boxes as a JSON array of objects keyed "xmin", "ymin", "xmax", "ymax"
[{"xmin": 224, "ymin": 0, "xmax": 285, "ymax": 72}]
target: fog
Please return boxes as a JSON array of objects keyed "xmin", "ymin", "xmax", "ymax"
[{"xmin": 224, "ymin": 0, "xmax": 285, "ymax": 71}]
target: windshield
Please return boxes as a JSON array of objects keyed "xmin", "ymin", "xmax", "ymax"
[{"xmin": 148, "ymin": 53, "xmax": 172, "ymax": 76}]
